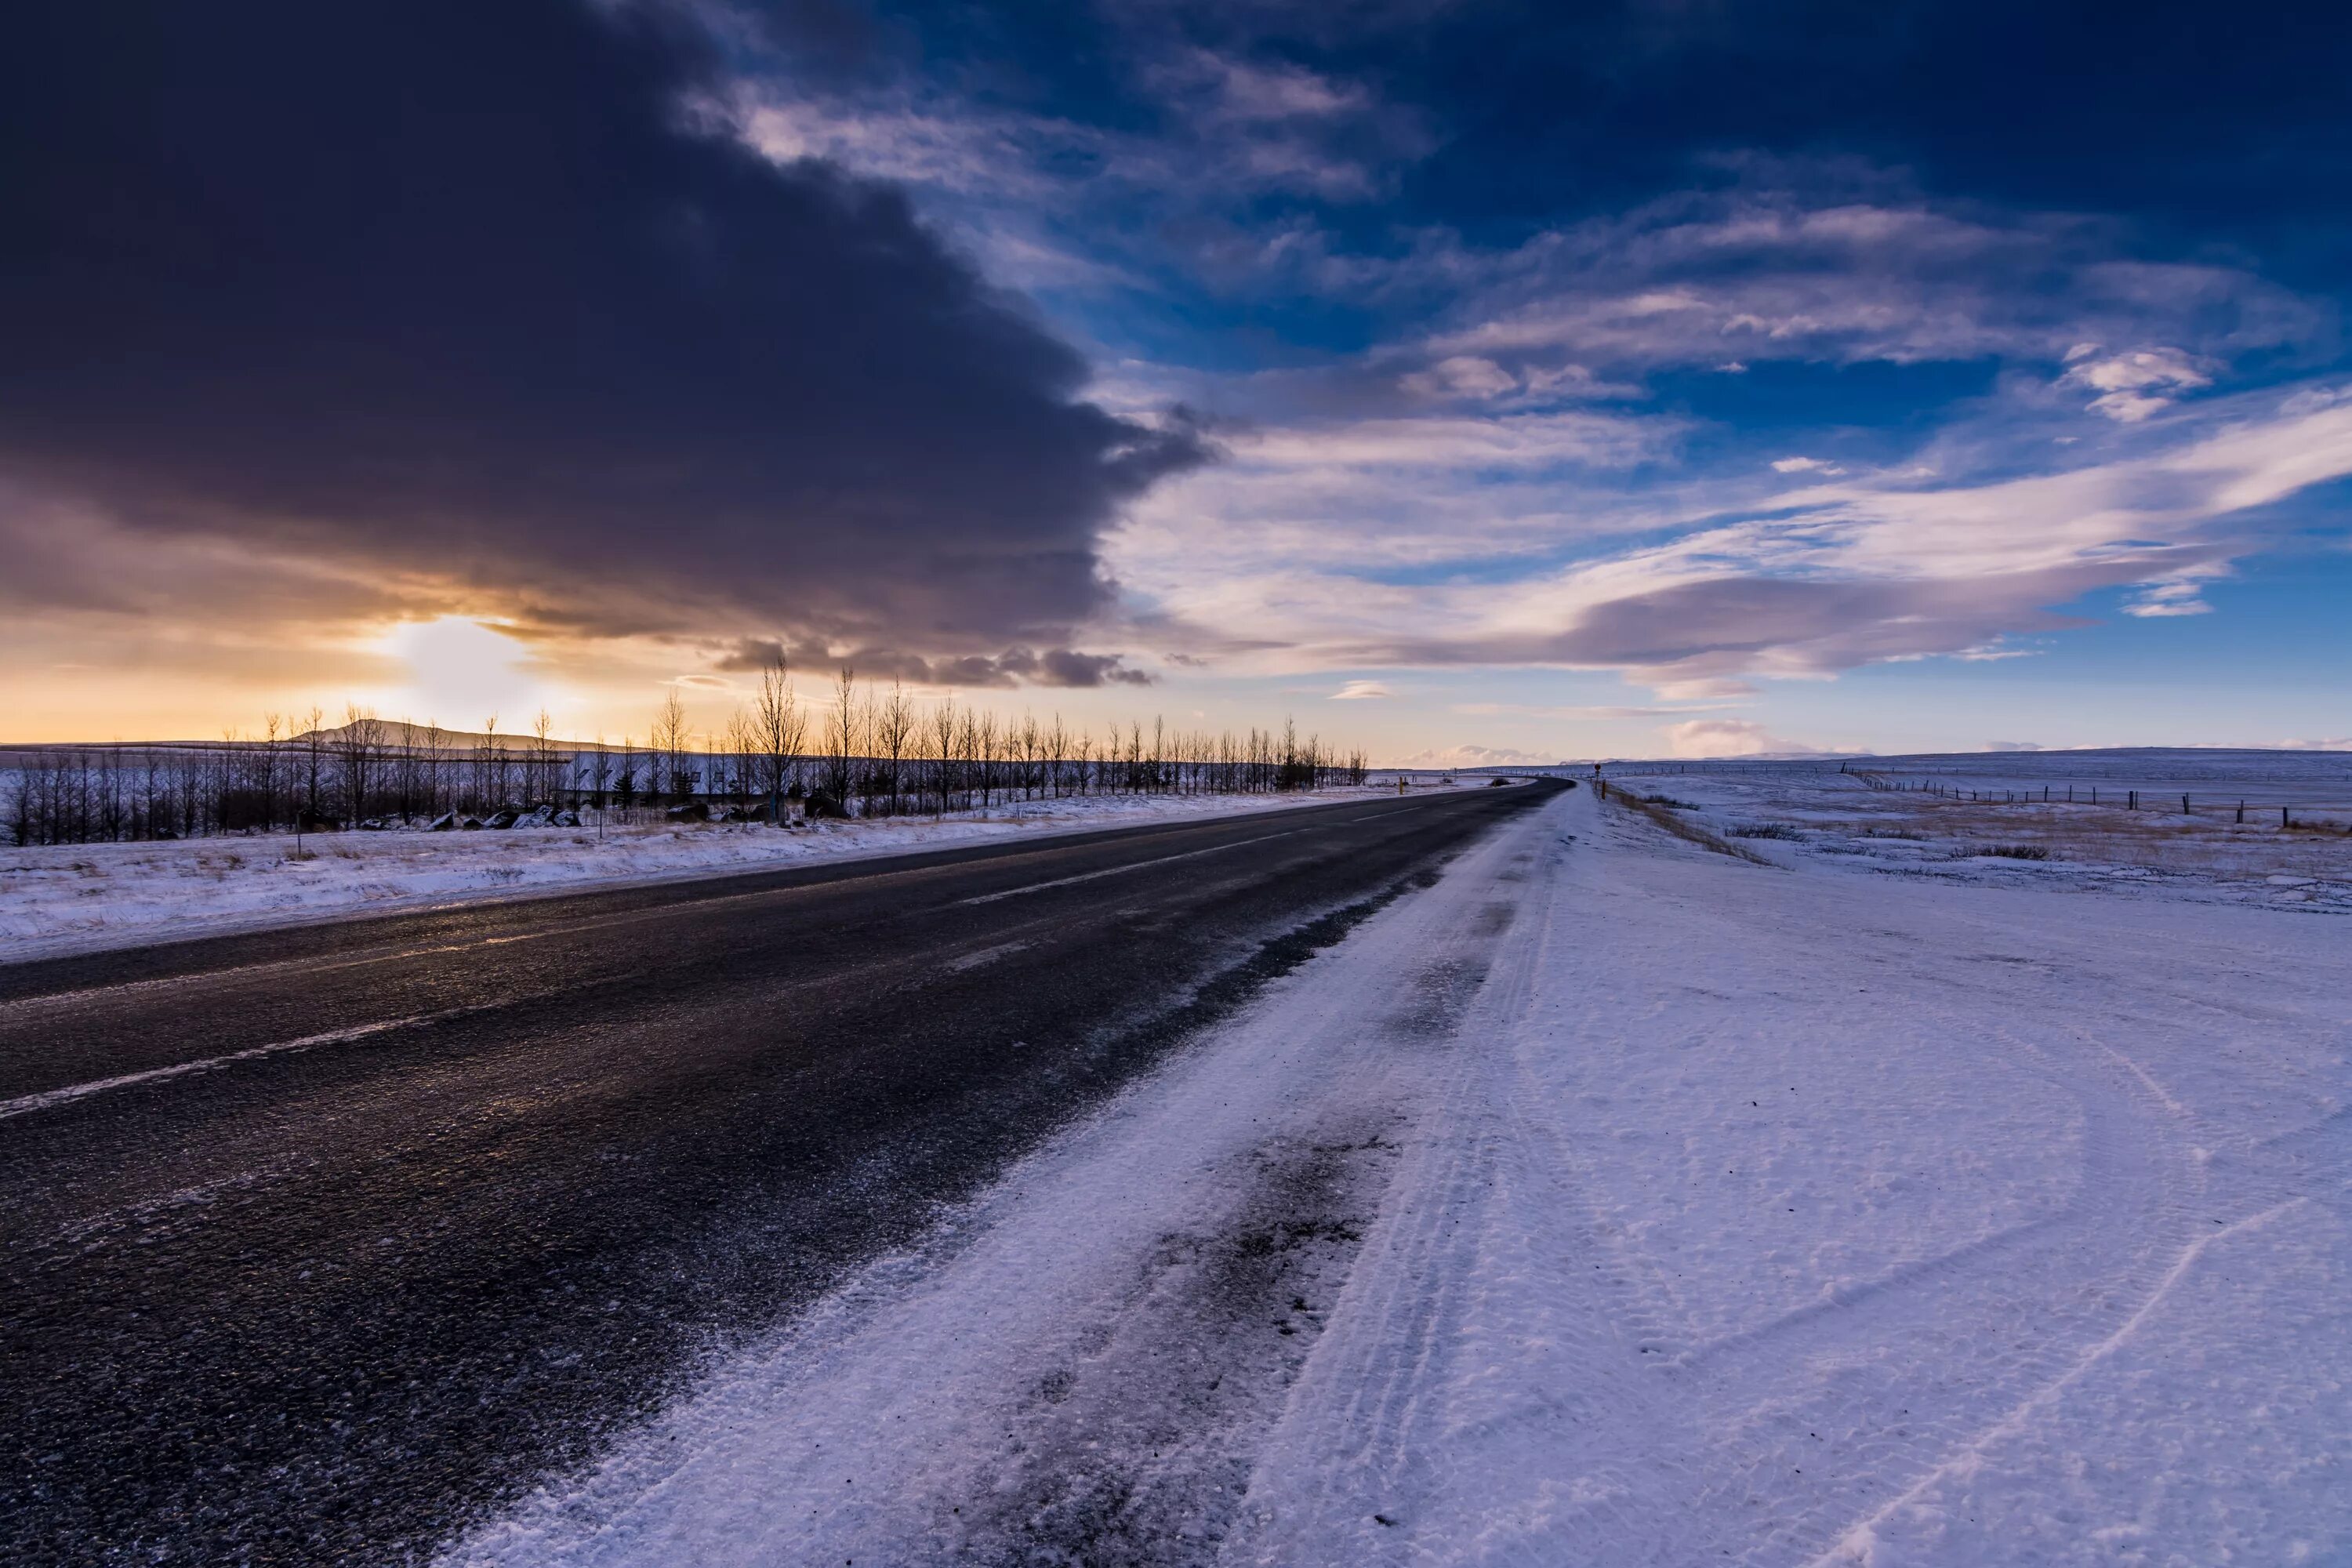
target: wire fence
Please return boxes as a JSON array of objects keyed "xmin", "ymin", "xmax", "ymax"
[
  {"xmin": 1845, "ymin": 772, "xmax": 2352, "ymax": 833},
  {"xmin": 1571, "ymin": 757, "xmax": 2352, "ymax": 836}
]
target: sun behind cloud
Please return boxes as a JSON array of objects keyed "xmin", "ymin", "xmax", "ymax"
[{"xmin": 376, "ymin": 617, "xmax": 560, "ymax": 729}]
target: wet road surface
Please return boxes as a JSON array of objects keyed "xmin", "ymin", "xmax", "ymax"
[{"xmin": 0, "ymin": 783, "xmax": 1559, "ymax": 1564}]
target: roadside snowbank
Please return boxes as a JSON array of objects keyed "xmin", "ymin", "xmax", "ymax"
[
  {"xmin": 452, "ymin": 779, "xmax": 2351, "ymax": 1566},
  {"xmin": 0, "ymin": 786, "xmax": 1440, "ymax": 962}
]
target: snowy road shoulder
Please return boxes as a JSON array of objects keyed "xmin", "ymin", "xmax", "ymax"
[{"xmin": 447, "ymin": 782, "xmax": 2352, "ymax": 1566}]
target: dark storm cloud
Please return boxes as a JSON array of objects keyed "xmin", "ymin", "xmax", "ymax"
[
  {"xmin": 0, "ymin": 0, "xmax": 1203, "ymax": 652},
  {"xmin": 713, "ymin": 637, "xmax": 1152, "ymax": 687},
  {"xmin": 1033, "ymin": 648, "xmax": 1156, "ymax": 687}
]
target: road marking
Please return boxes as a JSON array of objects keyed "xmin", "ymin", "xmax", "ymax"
[
  {"xmin": 0, "ymin": 1007, "xmax": 474, "ymax": 1121},
  {"xmin": 944, "ymin": 939, "xmax": 1033, "ymax": 973},
  {"xmin": 7, "ymin": 789, "xmax": 1504, "ymax": 1012},
  {"xmin": 956, "ymin": 828, "xmax": 1312, "ymax": 906},
  {"xmin": 2, "ymin": 804, "xmax": 1400, "ymax": 1007},
  {"xmin": 1, "ymin": 798, "xmax": 1490, "ymax": 1108}
]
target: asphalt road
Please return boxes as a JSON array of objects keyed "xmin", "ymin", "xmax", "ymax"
[{"xmin": 0, "ymin": 782, "xmax": 1560, "ymax": 1566}]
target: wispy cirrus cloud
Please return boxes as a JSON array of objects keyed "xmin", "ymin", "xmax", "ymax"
[
  {"xmin": 1397, "ymin": 191, "xmax": 2323, "ymax": 396},
  {"xmin": 1454, "ymin": 701, "xmax": 1735, "ymax": 720},
  {"xmin": 1084, "ymin": 151, "xmax": 2340, "ymax": 699},
  {"xmin": 2059, "ymin": 344, "xmax": 2216, "ymax": 422},
  {"xmin": 1116, "ymin": 383, "xmax": 2352, "ymax": 693}
]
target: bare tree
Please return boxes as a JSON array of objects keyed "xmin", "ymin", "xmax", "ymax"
[
  {"xmin": 334, "ymin": 704, "xmax": 385, "ymax": 822},
  {"xmin": 928, "ymin": 696, "xmax": 958, "ymax": 815},
  {"xmin": 297, "ymin": 704, "xmax": 327, "ymax": 818},
  {"xmin": 975, "ymin": 710, "xmax": 1000, "ymax": 809},
  {"xmin": 1015, "ymin": 713, "xmax": 1040, "ymax": 800},
  {"xmin": 956, "ymin": 705, "xmax": 979, "ymax": 811},
  {"xmin": 422, "ymin": 720, "xmax": 448, "ymax": 817},
  {"xmin": 720, "ymin": 708, "xmax": 750, "ymax": 813},
  {"xmin": 258, "ymin": 712, "xmax": 284, "ymax": 830},
  {"xmin": 652, "ymin": 688, "xmax": 691, "ymax": 802},
  {"xmin": 874, "ymin": 678, "xmax": 914, "ymax": 815},
  {"xmin": 529, "ymin": 709, "xmax": 557, "ymax": 807},
  {"xmin": 475, "ymin": 714, "xmax": 505, "ymax": 812},
  {"xmin": 855, "ymin": 676, "xmax": 879, "ymax": 814},
  {"xmin": 750, "ymin": 648, "xmax": 807, "ymax": 823},
  {"xmin": 822, "ymin": 666, "xmax": 858, "ymax": 805}
]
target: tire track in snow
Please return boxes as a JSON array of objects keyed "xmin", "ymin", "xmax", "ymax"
[
  {"xmin": 1223, "ymin": 816, "xmax": 1610, "ymax": 1565},
  {"xmin": 1804, "ymin": 1197, "xmax": 2310, "ymax": 1567},
  {"xmin": 1229, "ymin": 784, "xmax": 2236, "ymax": 1566},
  {"xmin": 1672, "ymin": 1012, "xmax": 2208, "ymax": 1566}
]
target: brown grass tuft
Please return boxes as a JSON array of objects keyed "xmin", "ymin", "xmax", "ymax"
[{"xmin": 1606, "ymin": 789, "xmax": 1771, "ymax": 864}]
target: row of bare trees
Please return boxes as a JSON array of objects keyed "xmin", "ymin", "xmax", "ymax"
[
  {"xmin": 6, "ymin": 654, "xmax": 1374, "ymax": 845},
  {"xmin": 6, "ymin": 703, "xmax": 574, "ymax": 844}
]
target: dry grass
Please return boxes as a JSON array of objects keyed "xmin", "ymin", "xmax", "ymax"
[
  {"xmin": 1842, "ymin": 797, "xmax": 2352, "ymax": 879},
  {"xmin": 1605, "ymin": 788, "xmax": 1772, "ymax": 865}
]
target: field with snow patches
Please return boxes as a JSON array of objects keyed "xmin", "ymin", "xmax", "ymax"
[
  {"xmin": 1597, "ymin": 747, "xmax": 2352, "ymax": 913},
  {"xmin": 448, "ymin": 761, "xmax": 2350, "ymax": 1566},
  {"xmin": 0, "ymin": 783, "xmax": 1463, "ymax": 962}
]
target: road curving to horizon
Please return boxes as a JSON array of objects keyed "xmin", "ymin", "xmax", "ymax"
[{"xmin": 0, "ymin": 780, "xmax": 1562, "ymax": 1566}]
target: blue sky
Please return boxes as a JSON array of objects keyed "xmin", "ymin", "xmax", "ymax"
[
  {"xmin": 4, "ymin": 0, "xmax": 2348, "ymax": 757},
  {"xmin": 728, "ymin": 0, "xmax": 2352, "ymax": 760}
]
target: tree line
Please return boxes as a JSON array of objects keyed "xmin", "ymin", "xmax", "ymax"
[{"xmin": 5, "ymin": 656, "xmax": 1370, "ymax": 846}]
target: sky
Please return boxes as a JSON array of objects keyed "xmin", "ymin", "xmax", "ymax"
[{"xmin": 3, "ymin": 0, "xmax": 2349, "ymax": 762}]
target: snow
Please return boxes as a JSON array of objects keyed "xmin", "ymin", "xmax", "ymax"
[
  {"xmin": 1589, "ymin": 753, "xmax": 2352, "ymax": 913},
  {"xmin": 448, "ymin": 765, "xmax": 2350, "ymax": 1565},
  {"xmin": 0, "ymin": 785, "xmax": 1439, "ymax": 963}
]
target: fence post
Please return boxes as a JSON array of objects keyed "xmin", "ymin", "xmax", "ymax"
[
  {"xmin": 2183, "ymin": 794, "xmax": 2190, "ymax": 815},
  {"xmin": 2236, "ymin": 800, "xmax": 2245, "ymax": 824},
  {"xmin": 2284, "ymin": 806, "xmax": 2292, "ymax": 828}
]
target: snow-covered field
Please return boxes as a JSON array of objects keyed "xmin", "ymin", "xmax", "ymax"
[
  {"xmin": 1595, "ymin": 750, "xmax": 2352, "ymax": 913},
  {"xmin": 0, "ymin": 786, "xmax": 1443, "ymax": 962},
  {"xmin": 448, "ymin": 767, "xmax": 2352, "ymax": 1566}
]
